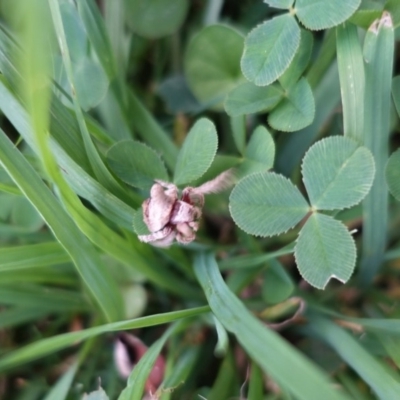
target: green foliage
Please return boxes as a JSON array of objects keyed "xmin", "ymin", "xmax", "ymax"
[
  {"xmin": 185, "ymin": 25, "xmax": 244, "ymax": 107},
  {"xmin": 230, "ymin": 172, "xmax": 309, "ymax": 237},
  {"xmin": 268, "ymin": 77, "xmax": 315, "ymax": 131},
  {"xmin": 386, "ymin": 149, "xmax": 400, "ymax": 201},
  {"xmin": 0, "ymin": 0, "xmax": 399, "ymax": 399},
  {"xmin": 302, "ymin": 136, "xmax": 375, "ymax": 210},
  {"xmin": 295, "ymin": 0, "xmax": 361, "ymax": 30},
  {"xmin": 125, "ymin": 0, "xmax": 188, "ymax": 39},
  {"xmin": 336, "ymin": 22, "xmax": 365, "ymax": 143},
  {"xmin": 241, "ymin": 14, "xmax": 301, "ymax": 86},
  {"xmin": 263, "ymin": 0, "xmax": 294, "ymax": 9},
  {"xmin": 194, "ymin": 252, "xmax": 350, "ymax": 400},
  {"xmin": 360, "ymin": 11, "xmax": 394, "ymax": 284},
  {"xmin": 349, "ymin": 0, "xmax": 384, "ymax": 28},
  {"xmin": 392, "ymin": 75, "xmax": 400, "ymax": 117},
  {"xmin": 174, "ymin": 118, "xmax": 218, "ymax": 185},
  {"xmin": 107, "ymin": 140, "xmax": 168, "ymax": 189},
  {"xmin": 224, "ymin": 82, "xmax": 283, "ymax": 117},
  {"xmin": 230, "ymin": 136, "xmax": 374, "ymax": 288},
  {"xmin": 279, "ymin": 29, "xmax": 314, "ymax": 88},
  {"xmin": 241, "ymin": 125, "xmax": 275, "ymax": 175},
  {"xmin": 72, "ymin": 58, "xmax": 109, "ymax": 111},
  {"xmin": 83, "ymin": 387, "xmax": 110, "ymax": 400},
  {"xmin": 262, "ymin": 260, "xmax": 295, "ymax": 304},
  {"xmin": 295, "ymin": 213, "xmax": 357, "ymax": 289}
]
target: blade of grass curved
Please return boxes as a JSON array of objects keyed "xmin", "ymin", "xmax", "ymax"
[
  {"xmin": 118, "ymin": 321, "xmax": 185, "ymax": 400},
  {"xmin": 0, "ymin": 80, "xmax": 197, "ymax": 299},
  {"xmin": 43, "ymin": 339, "xmax": 94, "ymax": 400},
  {"xmin": 194, "ymin": 252, "xmax": 351, "ymax": 400},
  {"xmin": 77, "ymin": 0, "xmax": 117, "ymax": 80},
  {"xmin": 128, "ymin": 90, "xmax": 178, "ymax": 170},
  {"xmin": 206, "ymin": 350, "xmax": 237, "ymax": 400},
  {"xmin": 10, "ymin": 0, "xmax": 124, "ymax": 321},
  {"xmin": 248, "ymin": 362, "xmax": 264, "ymax": 400},
  {"xmin": 48, "ymin": 0, "xmax": 127, "ymax": 201},
  {"xmin": 43, "ymin": 361, "xmax": 79, "ymax": 400},
  {"xmin": 0, "ymin": 128, "xmax": 122, "ymax": 321},
  {"xmin": 160, "ymin": 346, "xmax": 201, "ymax": 400},
  {"xmin": 77, "ymin": 0, "xmax": 178, "ymax": 168},
  {"xmin": 0, "ymin": 78, "xmax": 139, "ymax": 229},
  {"xmin": 336, "ymin": 22, "xmax": 365, "ymax": 143},
  {"xmin": 360, "ymin": 13, "xmax": 394, "ymax": 284},
  {"xmin": 0, "ymin": 242, "xmax": 69, "ymax": 271},
  {"xmin": 0, "ymin": 306, "xmax": 209, "ymax": 372},
  {"xmin": 306, "ymin": 316, "xmax": 400, "ymax": 399},
  {"xmin": 308, "ymin": 304, "xmax": 400, "ymax": 337},
  {"xmin": 78, "ymin": 0, "xmax": 132, "ymax": 140}
]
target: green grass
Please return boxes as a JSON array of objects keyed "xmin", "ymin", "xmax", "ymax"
[{"xmin": 0, "ymin": 1, "xmax": 399, "ymax": 399}]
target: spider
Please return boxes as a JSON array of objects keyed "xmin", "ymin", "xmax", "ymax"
[{"xmin": 138, "ymin": 169, "xmax": 234, "ymax": 247}]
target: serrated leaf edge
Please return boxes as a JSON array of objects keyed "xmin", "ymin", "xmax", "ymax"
[
  {"xmin": 294, "ymin": 213, "xmax": 357, "ymax": 289},
  {"xmin": 268, "ymin": 77, "xmax": 316, "ymax": 132},
  {"xmin": 174, "ymin": 118, "xmax": 219, "ymax": 186},
  {"xmin": 228, "ymin": 171, "xmax": 309, "ymax": 237},
  {"xmin": 240, "ymin": 14, "xmax": 301, "ymax": 87},
  {"xmin": 106, "ymin": 139, "xmax": 169, "ymax": 188},
  {"xmin": 294, "ymin": 0, "xmax": 361, "ymax": 31},
  {"xmin": 300, "ymin": 136, "xmax": 376, "ymax": 211}
]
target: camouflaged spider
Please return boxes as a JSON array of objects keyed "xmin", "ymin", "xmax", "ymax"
[{"xmin": 138, "ymin": 170, "xmax": 234, "ymax": 247}]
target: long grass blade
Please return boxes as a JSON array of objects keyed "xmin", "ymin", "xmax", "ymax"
[
  {"xmin": 306, "ymin": 316, "xmax": 400, "ymax": 399},
  {"xmin": 118, "ymin": 321, "xmax": 184, "ymax": 400},
  {"xmin": 359, "ymin": 13, "xmax": 394, "ymax": 284},
  {"xmin": 0, "ymin": 128, "xmax": 123, "ymax": 321},
  {"xmin": 0, "ymin": 306, "xmax": 209, "ymax": 372},
  {"xmin": 194, "ymin": 252, "xmax": 351, "ymax": 400},
  {"xmin": 0, "ymin": 242, "xmax": 69, "ymax": 271},
  {"xmin": 0, "ymin": 79, "xmax": 198, "ymax": 299},
  {"xmin": 336, "ymin": 22, "xmax": 365, "ymax": 142},
  {"xmin": 48, "ymin": 0, "xmax": 127, "ymax": 200}
]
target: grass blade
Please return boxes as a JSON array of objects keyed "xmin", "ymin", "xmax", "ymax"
[
  {"xmin": 0, "ymin": 242, "xmax": 69, "ymax": 271},
  {"xmin": 0, "ymin": 306, "xmax": 208, "ymax": 372},
  {"xmin": 0, "ymin": 128, "xmax": 123, "ymax": 321},
  {"xmin": 194, "ymin": 252, "xmax": 351, "ymax": 400},
  {"xmin": 48, "ymin": 0, "xmax": 127, "ymax": 200},
  {"xmin": 128, "ymin": 90, "xmax": 178, "ymax": 170},
  {"xmin": 306, "ymin": 316, "xmax": 400, "ymax": 399},
  {"xmin": 118, "ymin": 321, "xmax": 184, "ymax": 400},
  {"xmin": 42, "ymin": 362, "xmax": 79, "ymax": 400},
  {"xmin": 0, "ymin": 79, "xmax": 198, "ymax": 299},
  {"xmin": 336, "ymin": 22, "xmax": 365, "ymax": 142},
  {"xmin": 359, "ymin": 13, "xmax": 394, "ymax": 284}
]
